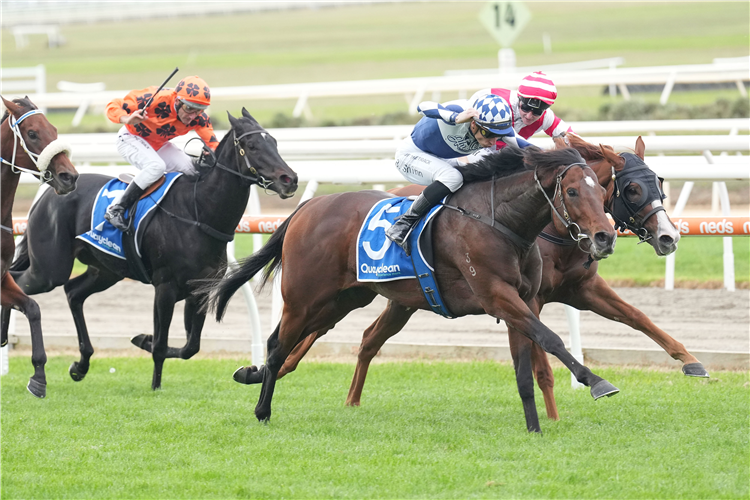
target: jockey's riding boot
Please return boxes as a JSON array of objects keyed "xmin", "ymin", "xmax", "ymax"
[
  {"xmin": 386, "ymin": 181, "xmax": 452, "ymax": 255},
  {"xmin": 104, "ymin": 182, "xmax": 145, "ymax": 232}
]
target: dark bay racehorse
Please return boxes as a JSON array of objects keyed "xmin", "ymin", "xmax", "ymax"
[
  {"xmin": 275, "ymin": 135, "xmax": 707, "ymax": 429},
  {"xmin": 201, "ymin": 146, "xmax": 618, "ymax": 431},
  {"xmin": 3, "ymin": 109, "xmax": 297, "ymax": 392},
  {"xmin": 1, "ymin": 96, "xmax": 79, "ymax": 397}
]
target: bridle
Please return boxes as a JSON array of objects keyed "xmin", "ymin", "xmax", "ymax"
[
  {"xmin": 160, "ymin": 124, "xmax": 281, "ymax": 243},
  {"xmin": 199, "ymin": 127, "xmax": 277, "ymax": 194},
  {"xmin": 443, "ymin": 161, "xmax": 594, "ymax": 252},
  {"xmin": 534, "ymin": 161, "xmax": 593, "ymax": 252},
  {"xmin": 0, "ymin": 108, "xmax": 72, "ymax": 184},
  {"xmin": 606, "ymin": 152, "xmax": 666, "ymax": 244}
]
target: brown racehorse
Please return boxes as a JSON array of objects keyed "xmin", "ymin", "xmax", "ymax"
[
  {"xmin": 1, "ymin": 96, "xmax": 79, "ymax": 398},
  {"xmin": 275, "ymin": 135, "xmax": 708, "ymax": 428},
  {"xmin": 201, "ymin": 145, "xmax": 619, "ymax": 432}
]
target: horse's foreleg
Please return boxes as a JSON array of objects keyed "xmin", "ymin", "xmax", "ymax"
[
  {"xmin": 488, "ymin": 284, "xmax": 618, "ymax": 399},
  {"xmin": 278, "ymin": 327, "xmax": 330, "ymax": 379},
  {"xmin": 64, "ymin": 268, "xmax": 120, "ymax": 382},
  {"xmin": 150, "ymin": 284, "xmax": 178, "ymax": 390},
  {"xmin": 568, "ymin": 275, "xmax": 708, "ymax": 378},
  {"xmin": 1, "ymin": 275, "xmax": 46, "ymax": 398},
  {"xmin": 507, "ymin": 326, "xmax": 541, "ymax": 433},
  {"xmin": 347, "ymin": 301, "xmax": 415, "ymax": 406}
]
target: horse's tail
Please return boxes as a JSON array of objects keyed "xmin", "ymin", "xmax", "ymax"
[
  {"xmin": 207, "ymin": 201, "xmax": 307, "ymax": 321},
  {"xmin": 9, "ymin": 236, "xmax": 30, "ymax": 273}
]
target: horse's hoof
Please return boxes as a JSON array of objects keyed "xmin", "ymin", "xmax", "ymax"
[
  {"xmin": 255, "ymin": 409, "xmax": 271, "ymax": 423},
  {"xmin": 131, "ymin": 334, "xmax": 151, "ymax": 350},
  {"xmin": 682, "ymin": 362, "xmax": 709, "ymax": 378},
  {"xmin": 590, "ymin": 380, "xmax": 619, "ymax": 400},
  {"xmin": 69, "ymin": 362, "xmax": 87, "ymax": 382},
  {"xmin": 27, "ymin": 378, "xmax": 46, "ymax": 399},
  {"xmin": 233, "ymin": 365, "xmax": 263, "ymax": 385}
]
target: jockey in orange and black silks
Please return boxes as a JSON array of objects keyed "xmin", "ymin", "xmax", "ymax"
[
  {"xmin": 103, "ymin": 76, "xmax": 220, "ymax": 231},
  {"xmin": 106, "ymin": 75, "xmax": 219, "ymax": 153}
]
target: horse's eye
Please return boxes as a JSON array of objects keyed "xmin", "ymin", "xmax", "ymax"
[
  {"xmin": 625, "ymin": 184, "xmax": 641, "ymax": 201},
  {"xmin": 27, "ymin": 130, "xmax": 38, "ymax": 140},
  {"xmin": 566, "ymin": 188, "xmax": 578, "ymax": 197}
]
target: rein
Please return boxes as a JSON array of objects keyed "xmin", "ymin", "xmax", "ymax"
[
  {"xmin": 1, "ymin": 109, "xmax": 72, "ymax": 183},
  {"xmin": 442, "ymin": 161, "xmax": 590, "ymax": 252},
  {"xmin": 155, "ymin": 126, "xmax": 275, "ymax": 242},
  {"xmin": 534, "ymin": 161, "xmax": 591, "ymax": 250},
  {"xmin": 442, "ymin": 175, "xmax": 534, "ymax": 250}
]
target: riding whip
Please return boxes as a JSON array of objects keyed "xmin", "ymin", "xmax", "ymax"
[{"xmin": 141, "ymin": 67, "xmax": 179, "ymax": 110}]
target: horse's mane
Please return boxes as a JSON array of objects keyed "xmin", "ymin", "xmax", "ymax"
[
  {"xmin": 1, "ymin": 97, "xmax": 36, "ymax": 124},
  {"xmin": 456, "ymin": 145, "xmax": 529, "ymax": 183},
  {"xmin": 458, "ymin": 145, "xmax": 586, "ymax": 184},
  {"xmin": 567, "ymin": 133, "xmax": 614, "ymax": 162}
]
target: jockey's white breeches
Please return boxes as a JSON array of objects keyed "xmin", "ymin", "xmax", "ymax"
[
  {"xmin": 394, "ymin": 137, "xmax": 464, "ymax": 192},
  {"xmin": 115, "ymin": 127, "xmax": 194, "ymax": 196}
]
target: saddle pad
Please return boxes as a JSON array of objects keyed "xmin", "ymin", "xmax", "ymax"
[
  {"xmin": 356, "ymin": 197, "xmax": 441, "ymax": 282},
  {"xmin": 76, "ymin": 173, "xmax": 182, "ymax": 259}
]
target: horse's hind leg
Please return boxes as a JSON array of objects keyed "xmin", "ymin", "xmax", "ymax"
[
  {"xmin": 64, "ymin": 267, "xmax": 121, "ymax": 382},
  {"xmin": 131, "ymin": 295, "xmax": 205, "ymax": 360},
  {"xmin": 508, "ymin": 327, "xmax": 541, "ymax": 432},
  {"xmin": 346, "ymin": 301, "xmax": 416, "ymax": 406},
  {"xmin": 254, "ymin": 288, "xmax": 378, "ymax": 422},
  {"xmin": 1, "ymin": 274, "xmax": 46, "ymax": 398},
  {"xmin": 530, "ymin": 340, "xmax": 558, "ymax": 420},
  {"xmin": 278, "ymin": 327, "xmax": 331, "ymax": 379}
]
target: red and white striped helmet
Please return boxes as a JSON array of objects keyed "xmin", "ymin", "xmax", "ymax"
[{"xmin": 517, "ymin": 71, "xmax": 557, "ymax": 105}]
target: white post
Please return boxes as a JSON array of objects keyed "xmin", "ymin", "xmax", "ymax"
[
  {"xmin": 498, "ymin": 48, "xmax": 516, "ymax": 73},
  {"xmin": 565, "ymin": 306, "xmax": 585, "ymax": 389},
  {"xmin": 665, "ymin": 181, "xmax": 694, "ymax": 290},
  {"xmin": 542, "ymin": 32, "xmax": 552, "ymax": 54},
  {"xmin": 226, "ymin": 240, "xmax": 265, "ymax": 367},
  {"xmin": 35, "ymin": 64, "xmax": 47, "ymax": 113},
  {"xmin": 717, "ymin": 182, "xmax": 736, "ymax": 292},
  {"xmin": 660, "ymin": 71, "xmax": 677, "ymax": 105},
  {"xmin": 0, "ymin": 344, "xmax": 8, "ymax": 376},
  {"xmin": 2, "ymin": 310, "xmax": 18, "ymax": 376},
  {"xmin": 704, "ymin": 150, "xmax": 736, "ymax": 292},
  {"xmin": 248, "ymin": 185, "xmax": 262, "ymax": 254}
]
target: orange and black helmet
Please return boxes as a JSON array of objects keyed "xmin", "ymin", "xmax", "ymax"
[{"xmin": 174, "ymin": 76, "xmax": 211, "ymax": 109}]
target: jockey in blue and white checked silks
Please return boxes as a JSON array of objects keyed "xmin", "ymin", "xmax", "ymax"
[{"xmin": 385, "ymin": 93, "xmax": 533, "ymax": 254}]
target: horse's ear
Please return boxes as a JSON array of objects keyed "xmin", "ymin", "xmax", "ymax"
[
  {"xmin": 552, "ymin": 136, "xmax": 567, "ymax": 149},
  {"xmin": 599, "ymin": 144, "xmax": 624, "ymax": 170},
  {"xmin": 634, "ymin": 136, "xmax": 646, "ymax": 160},
  {"xmin": 227, "ymin": 111, "xmax": 239, "ymax": 128},
  {"xmin": 241, "ymin": 107, "xmax": 256, "ymax": 121},
  {"xmin": 1, "ymin": 95, "xmax": 20, "ymax": 116}
]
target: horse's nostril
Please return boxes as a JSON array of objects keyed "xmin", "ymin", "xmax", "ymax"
[
  {"xmin": 659, "ymin": 235, "xmax": 674, "ymax": 246},
  {"xmin": 594, "ymin": 231, "xmax": 613, "ymax": 247}
]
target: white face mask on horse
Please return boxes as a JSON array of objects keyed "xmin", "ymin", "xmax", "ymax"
[{"xmin": 2, "ymin": 109, "xmax": 72, "ymax": 184}]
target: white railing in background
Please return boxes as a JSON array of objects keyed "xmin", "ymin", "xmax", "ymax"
[
  {"xmin": 4, "ymin": 59, "xmax": 748, "ymax": 118},
  {"xmin": 1, "ymin": 64, "xmax": 47, "ymax": 112}
]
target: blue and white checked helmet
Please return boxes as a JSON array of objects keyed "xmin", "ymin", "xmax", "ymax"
[{"xmin": 472, "ymin": 94, "xmax": 513, "ymax": 136}]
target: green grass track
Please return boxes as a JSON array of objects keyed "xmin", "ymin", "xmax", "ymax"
[{"xmin": 2, "ymin": 358, "xmax": 748, "ymax": 499}]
